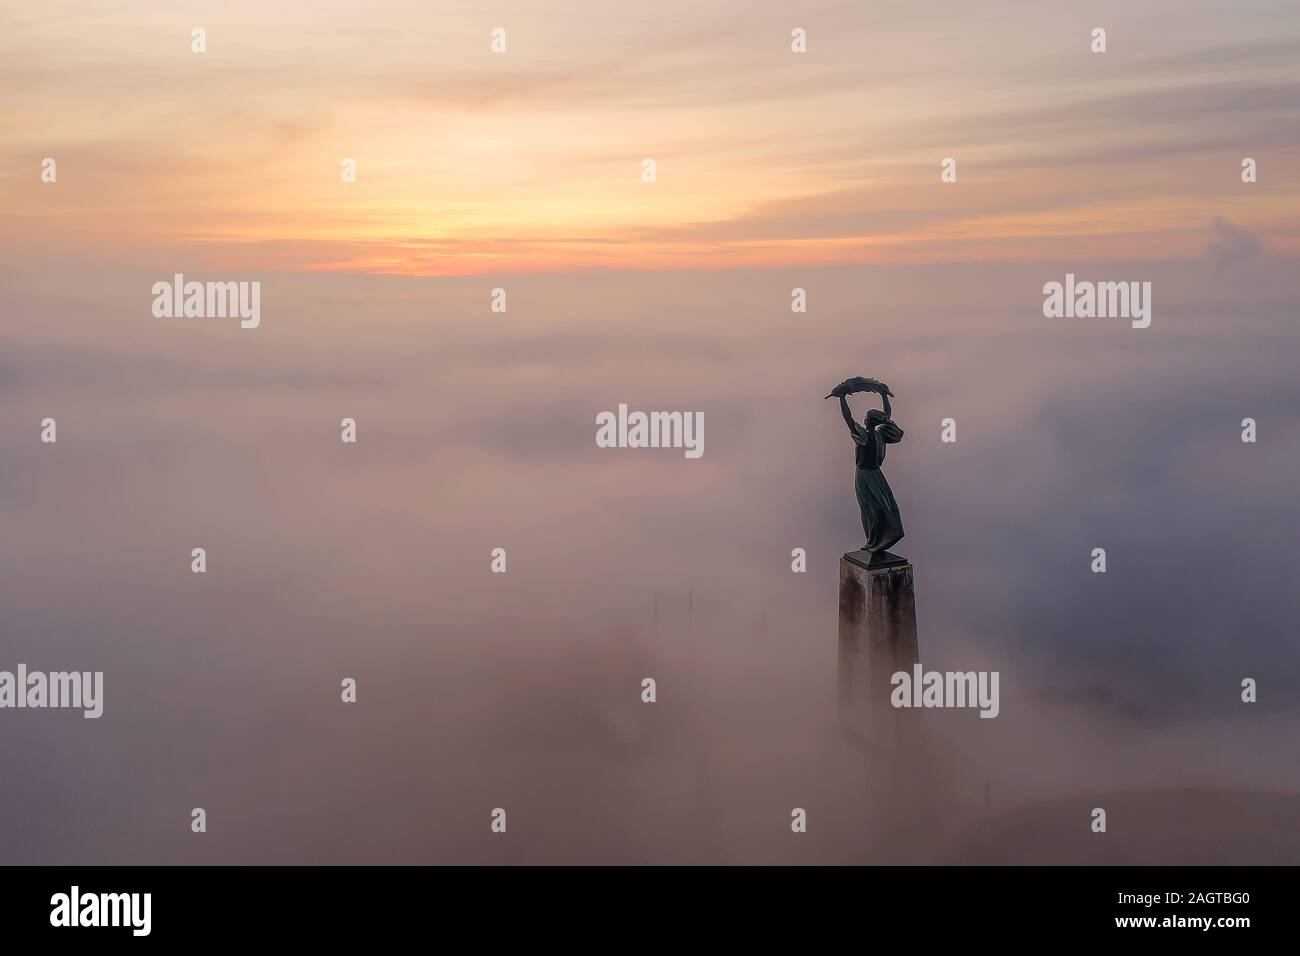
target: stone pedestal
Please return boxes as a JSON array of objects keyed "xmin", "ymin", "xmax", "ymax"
[{"xmin": 838, "ymin": 550, "xmax": 919, "ymax": 742}]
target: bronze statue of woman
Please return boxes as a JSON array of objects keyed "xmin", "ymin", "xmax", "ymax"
[{"xmin": 827, "ymin": 378, "xmax": 905, "ymax": 561}]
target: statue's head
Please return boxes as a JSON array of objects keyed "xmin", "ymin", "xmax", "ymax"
[{"xmin": 865, "ymin": 409, "xmax": 889, "ymax": 427}]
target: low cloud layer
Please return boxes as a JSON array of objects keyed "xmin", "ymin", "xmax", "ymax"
[{"xmin": 1, "ymin": 256, "xmax": 1297, "ymax": 862}]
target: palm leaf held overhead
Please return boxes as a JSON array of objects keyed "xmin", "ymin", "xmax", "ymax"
[{"xmin": 825, "ymin": 376, "xmax": 894, "ymax": 399}]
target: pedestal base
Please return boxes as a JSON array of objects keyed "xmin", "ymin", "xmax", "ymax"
[{"xmin": 838, "ymin": 553, "xmax": 920, "ymax": 742}]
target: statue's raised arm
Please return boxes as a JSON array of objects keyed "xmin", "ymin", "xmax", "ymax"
[{"xmin": 839, "ymin": 395, "xmax": 869, "ymax": 444}]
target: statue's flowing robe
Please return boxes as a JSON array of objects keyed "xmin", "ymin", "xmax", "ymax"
[{"xmin": 849, "ymin": 420, "xmax": 905, "ymax": 552}]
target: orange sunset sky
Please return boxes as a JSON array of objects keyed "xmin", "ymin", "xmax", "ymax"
[{"xmin": 4, "ymin": 0, "xmax": 1299, "ymax": 275}]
